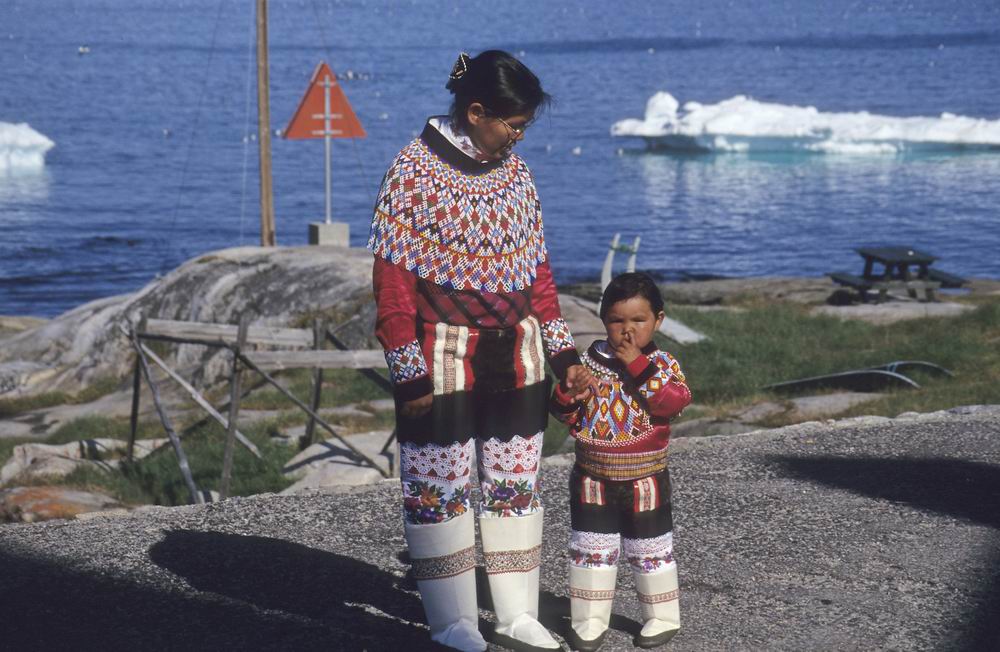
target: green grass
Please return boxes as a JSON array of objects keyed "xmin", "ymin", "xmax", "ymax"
[
  {"xmin": 666, "ymin": 298, "xmax": 1000, "ymax": 416},
  {"xmin": 0, "ymin": 375, "xmax": 121, "ymax": 419},
  {"xmin": 38, "ymin": 418, "xmax": 298, "ymax": 506},
  {"xmin": 240, "ymin": 367, "xmax": 391, "ymax": 410},
  {"xmin": 5, "ymin": 297, "xmax": 998, "ymax": 505}
]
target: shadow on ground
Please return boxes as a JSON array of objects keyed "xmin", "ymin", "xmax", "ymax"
[
  {"xmin": 772, "ymin": 455, "xmax": 1000, "ymax": 651},
  {"xmin": 0, "ymin": 529, "xmax": 449, "ymax": 651}
]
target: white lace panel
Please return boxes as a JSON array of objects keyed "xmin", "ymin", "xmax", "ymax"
[
  {"xmin": 622, "ymin": 532, "xmax": 675, "ymax": 574},
  {"xmin": 400, "ymin": 439, "xmax": 474, "ymax": 482},
  {"xmin": 622, "ymin": 532, "xmax": 673, "ymax": 557},
  {"xmin": 476, "ymin": 432, "xmax": 544, "ymax": 480},
  {"xmin": 569, "ymin": 530, "xmax": 621, "ymax": 568}
]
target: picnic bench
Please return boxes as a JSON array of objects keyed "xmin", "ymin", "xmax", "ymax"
[{"xmin": 829, "ymin": 246, "xmax": 967, "ymax": 303}]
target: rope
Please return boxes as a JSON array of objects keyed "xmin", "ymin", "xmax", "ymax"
[
  {"xmin": 238, "ymin": 0, "xmax": 256, "ymax": 247},
  {"xmin": 309, "ymin": 0, "xmax": 376, "ymax": 219},
  {"xmin": 160, "ymin": 0, "xmax": 227, "ymax": 275}
]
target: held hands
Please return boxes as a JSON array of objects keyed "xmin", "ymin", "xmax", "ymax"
[
  {"xmin": 401, "ymin": 393, "xmax": 433, "ymax": 419},
  {"xmin": 564, "ymin": 364, "xmax": 595, "ymax": 402},
  {"xmin": 610, "ymin": 332, "xmax": 642, "ymax": 365}
]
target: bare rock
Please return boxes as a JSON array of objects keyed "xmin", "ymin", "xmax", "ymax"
[
  {"xmin": 0, "ymin": 246, "xmax": 378, "ymax": 399},
  {"xmin": 281, "ymin": 431, "xmax": 394, "ymax": 493},
  {"xmin": 811, "ymin": 301, "xmax": 974, "ymax": 325},
  {"xmin": 732, "ymin": 392, "xmax": 885, "ymax": 425},
  {"xmin": 671, "ymin": 418, "xmax": 763, "ymax": 438},
  {"xmin": 1, "ymin": 438, "xmax": 168, "ymax": 484},
  {"xmin": 0, "ymin": 486, "xmax": 122, "ymax": 523},
  {"xmin": 660, "ymin": 277, "xmax": 835, "ymax": 305},
  {"xmin": 0, "ymin": 315, "xmax": 48, "ymax": 338},
  {"xmin": 557, "ymin": 294, "xmax": 606, "ymax": 352}
]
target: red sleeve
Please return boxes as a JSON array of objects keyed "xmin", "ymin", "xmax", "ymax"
[
  {"xmin": 549, "ymin": 381, "xmax": 583, "ymax": 425},
  {"xmin": 373, "ymin": 257, "xmax": 432, "ymax": 401},
  {"xmin": 647, "ymin": 381, "xmax": 692, "ymax": 419},
  {"xmin": 531, "ymin": 260, "xmax": 582, "ymax": 379},
  {"xmin": 625, "ymin": 354, "xmax": 692, "ymax": 419}
]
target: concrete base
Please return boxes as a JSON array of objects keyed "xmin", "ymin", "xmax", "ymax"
[{"xmin": 308, "ymin": 222, "xmax": 349, "ymax": 247}]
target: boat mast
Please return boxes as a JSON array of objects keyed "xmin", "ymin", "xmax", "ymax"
[{"xmin": 256, "ymin": 0, "xmax": 276, "ymax": 246}]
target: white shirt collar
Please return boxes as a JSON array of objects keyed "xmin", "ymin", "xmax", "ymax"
[{"xmin": 428, "ymin": 115, "xmax": 490, "ymax": 163}]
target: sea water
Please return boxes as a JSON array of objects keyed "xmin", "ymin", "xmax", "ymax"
[{"xmin": 1, "ymin": 0, "xmax": 999, "ymax": 317}]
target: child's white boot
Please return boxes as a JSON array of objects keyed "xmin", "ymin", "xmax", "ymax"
[
  {"xmin": 566, "ymin": 564, "xmax": 617, "ymax": 651},
  {"xmin": 480, "ymin": 509, "xmax": 560, "ymax": 651},
  {"xmin": 405, "ymin": 510, "xmax": 487, "ymax": 651},
  {"xmin": 633, "ymin": 563, "xmax": 680, "ymax": 648}
]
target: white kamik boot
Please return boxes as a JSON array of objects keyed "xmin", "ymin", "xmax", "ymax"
[
  {"xmin": 405, "ymin": 510, "xmax": 487, "ymax": 651},
  {"xmin": 633, "ymin": 563, "xmax": 681, "ymax": 648},
  {"xmin": 480, "ymin": 509, "xmax": 560, "ymax": 651},
  {"xmin": 566, "ymin": 564, "xmax": 617, "ymax": 651}
]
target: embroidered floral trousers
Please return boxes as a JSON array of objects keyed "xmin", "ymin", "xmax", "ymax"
[
  {"xmin": 568, "ymin": 465, "xmax": 676, "ymax": 574},
  {"xmin": 396, "ymin": 316, "xmax": 552, "ymax": 524}
]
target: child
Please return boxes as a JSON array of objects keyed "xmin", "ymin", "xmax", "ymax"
[
  {"xmin": 550, "ymin": 272, "xmax": 692, "ymax": 651},
  {"xmin": 370, "ymin": 50, "xmax": 591, "ymax": 652}
]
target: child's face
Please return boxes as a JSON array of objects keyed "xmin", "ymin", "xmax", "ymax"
[{"xmin": 604, "ymin": 296, "xmax": 665, "ymax": 352}]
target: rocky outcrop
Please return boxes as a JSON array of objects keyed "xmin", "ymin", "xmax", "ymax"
[
  {"xmin": 281, "ymin": 430, "xmax": 394, "ymax": 494},
  {"xmin": 0, "ymin": 486, "xmax": 122, "ymax": 523},
  {"xmin": 1, "ymin": 437, "xmax": 168, "ymax": 485},
  {"xmin": 0, "ymin": 246, "xmax": 379, "ymax": 399}
]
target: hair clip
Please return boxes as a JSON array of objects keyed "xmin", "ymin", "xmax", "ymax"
[{"xmin": 449, "ymin": 52, "xmax": 470, "ymax": 81}]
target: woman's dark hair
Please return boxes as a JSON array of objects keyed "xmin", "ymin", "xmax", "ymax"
[
  {"xmin": 599, "ymin": 272, "xmax": 665, "ymax": 321},
  {"xmin": 446, "ymin": 50, "xmax": 551, "ymax": 128}
]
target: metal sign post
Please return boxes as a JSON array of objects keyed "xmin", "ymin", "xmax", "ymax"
[
  {"xmin": 284, "ymin": 62, "xmax": 365, "ymax": 244},
  {"xmin": 316, "ymin": 74, "xmax": 345, "ymax": 225}
]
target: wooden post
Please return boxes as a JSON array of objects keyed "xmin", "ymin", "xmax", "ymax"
[
  {"xmin": 237, "ymin": 351, "xmax": 391, "ymax": 478},
  {"xmin": 127, "ymin": 358, "xmax": 142, "ymax": 463},
  {"xmin": 220, "ymin": 317, "xmax": 249, "ymax": 499},
  {"xmin": 130, "ymin": 330, "xmax": 202, "ymax": 505},
  {"xmin": 301, "ymin": 319, "xmax": 324, "ymax": 450},
  {"xmin": 127, "ymin": 316, "xmax": 148, "ymax": 463},
  {"xmin": 256, "ymin": 0, "xmax": 276, "ymax": 246}
]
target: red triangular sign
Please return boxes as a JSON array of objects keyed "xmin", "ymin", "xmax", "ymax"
[{"xmin": 284, "ymin": 62, "xmax": 366, "ymax": 140}]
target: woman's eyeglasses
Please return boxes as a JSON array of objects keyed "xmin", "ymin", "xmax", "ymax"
[{"xmin": 490, "ymin": 113, "xmax": 534, "ymax": 142}]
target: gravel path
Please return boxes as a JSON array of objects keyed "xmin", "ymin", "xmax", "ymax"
[{"xmin": 2, "ymin": 406, "xmax": 998, "ymax": 651}]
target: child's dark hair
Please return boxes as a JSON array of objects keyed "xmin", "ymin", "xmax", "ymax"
[
  {"xmin": 446, "ymin": 50, "xmax": 551, "ymax": 129},
  {"xmin": 599, "ymin": 272, "xmax": 665, "ymax": 321}
]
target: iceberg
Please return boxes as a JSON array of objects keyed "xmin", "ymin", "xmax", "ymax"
[
  {"xmin": 0, "ymin": 122, "xmax": 55, "ymax": 172},
  {"xmin": 611, "ymin": 92, "xmax": 1000, "ymax": 154}
]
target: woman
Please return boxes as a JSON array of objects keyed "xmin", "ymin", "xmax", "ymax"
[{"xmin": 369, "ymin": 50, "xmax": 591, "ymax": 652}]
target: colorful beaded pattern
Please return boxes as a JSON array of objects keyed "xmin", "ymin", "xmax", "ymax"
[
  {"xmin": 385, "ymin": 339, "xmax": 428, "ymax": 385},
  {"xmin": 484, "ymin": 544, "xmax": 542, "ymax": 575},
  {"xmin": 411, "ymin": 545, "xmax": 476, "ymax": 580},
  {"xmin": 368, "ymin": 137, "xmax": 547, "ymax": 293},
  {"xmin": 540, "ymin": 317, "xmax": 576, "ymax": 357}
]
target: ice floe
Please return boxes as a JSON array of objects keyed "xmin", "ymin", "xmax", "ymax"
[
  {"xmin": 0, "ymin": 122, "xmax": 55, "ymax": 172},
  {"xmin": 612, "ymin": 92, "xmax": 1000, "ymax": 154}
]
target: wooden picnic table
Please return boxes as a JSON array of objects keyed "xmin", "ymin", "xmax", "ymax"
[{"xmin": 829, "ymin": 246, "xmax": 966, "ymax": 303}]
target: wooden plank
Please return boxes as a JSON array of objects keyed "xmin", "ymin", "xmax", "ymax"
[
  {"xmin": 130, "ymin": 331, "xmax": 202, "ymax": 505},
  {"xmin": 236, "ymin": 352, "xmax": 391, "ymax": 479},
  {"xmin": 325, "ymin": 329, "xmax": 393, "ymax": 394},
  {"xmin": 143, "ymin": 318, "xmax": 311, "ymax": 348},
  {"xmin": 139, "ymin": 341, "xmax": 262, "ymax": 459},
  {"xmin": 247, "ymin": 349, "xmax": 387, "ymax": 371}
]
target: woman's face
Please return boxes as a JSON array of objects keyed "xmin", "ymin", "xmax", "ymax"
[{"xmin": 464, "ymin": 103, "xmax": 534, "ymax": 161}]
